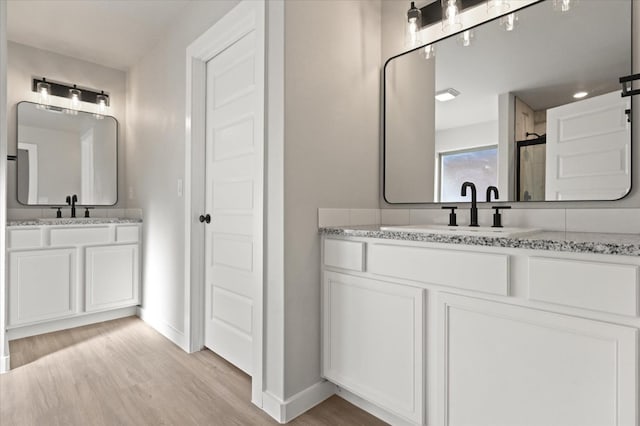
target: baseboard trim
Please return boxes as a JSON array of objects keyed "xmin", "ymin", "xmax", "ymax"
[
  {"xmin": 0, "ymin": 355, "xmax": 10, "ymax": 374},
  {"xmin": 137, "ymin": 307, "xmax": 188, "ymax": 352},
  {"xmin": 6, "ymin": 306, "xmax": 138, "ymax": 341},
  {"xmin": 262, "ymin": 380, "xmax": 336, "ymax": 423},
  {"xmin": 336, "ymin": 386, "xmax": 417, "ymax": 426}
]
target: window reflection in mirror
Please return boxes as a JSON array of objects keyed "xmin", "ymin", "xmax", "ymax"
[{"xmin": 384, "ymin": 0, "xmax": 632, "ymax": 204}]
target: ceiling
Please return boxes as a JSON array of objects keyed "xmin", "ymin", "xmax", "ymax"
[
  {"xmin": 429, "ymin": 0, "xmax": 632, "ymax": 130},
  {"xmin": 6, "ymin": 0, "xmax": 193, "ymax": 71}
]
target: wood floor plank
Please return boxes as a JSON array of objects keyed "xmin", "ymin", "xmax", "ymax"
[{"xmin": 0, "ymin": 317, "xmax": 387, "ymax": 426}]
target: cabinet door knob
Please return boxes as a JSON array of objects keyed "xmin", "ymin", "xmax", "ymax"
[{"xmin": 199, "ymin": 214, "xmax": 211, "ymax": 224}]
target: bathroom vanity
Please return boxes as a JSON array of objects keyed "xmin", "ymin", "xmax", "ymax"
[
  {"xmin": 321, "ymin": 226, "xmax": 639, "ymax": 426},
  {"xmin": 5, "ymin": 218, "xmax": 141, "ymax": 339}
]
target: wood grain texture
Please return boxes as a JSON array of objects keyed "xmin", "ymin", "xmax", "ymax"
[{"xmin": 0, "ymin": 317, "xmax": 386, "ymax": 426}]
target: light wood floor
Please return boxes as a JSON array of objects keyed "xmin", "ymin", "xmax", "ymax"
[{"xmin": 0, "ymin": 317, "xmax": 387, "ymax": 426}]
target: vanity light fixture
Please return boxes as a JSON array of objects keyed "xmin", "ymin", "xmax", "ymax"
[
  {"xmin": 31, "ymin": 78, "xmax": 110, "ymax": 112},
  {"xmin": 573, "ymin": 91, "xmax": 588, "ymax": 99},
  {"xmin": 435, "ymin": 88, "xmax": 460, "ymax": 102},
  {"xmin": 36, "ymin": 79, "xmax": 51, "ymax": 110},
  {"xmin": 406, "ymin": 2, "xmax": 422, "ymax": 48},
  {"xmin": 67, "ymin": 85, "xmax": 82, "ymax": 115},
  {"xmin": 500, "ymin": 12, "xmax": 518, "ymax": 31},
  {"xmin": 442, "ymin": 0, "xmax": 463, "ymax": 32}
]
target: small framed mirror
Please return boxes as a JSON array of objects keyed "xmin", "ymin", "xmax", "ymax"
[{"xmin": 16, "ymin": 101, "xmax": 118, "ymax": 206}]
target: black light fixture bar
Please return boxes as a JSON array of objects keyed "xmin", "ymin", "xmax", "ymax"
[
  {"xmin": 418, "ymin": 0, "xmax": 487, "ymax": 28},
  {"xmin": 32, "ymin": 77, "xmax": 110, "ymax": 106}
]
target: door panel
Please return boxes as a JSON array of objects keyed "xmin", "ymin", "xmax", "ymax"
[
  {"xmin": 545, "ymin": 91, "xmax": 631, "ymax": 200},
  {"xmin": 204, "ymin": 23, "xmax": 263, "ymax": 375}
]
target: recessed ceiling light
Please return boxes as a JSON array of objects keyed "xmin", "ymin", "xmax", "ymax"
[
  {"xmin": 573, "ymin": 91, "xmax": 588, "ymax": 99},
  {"xmin": 435, "ymin": 88, "xmax": 460, "ymax": 102}
]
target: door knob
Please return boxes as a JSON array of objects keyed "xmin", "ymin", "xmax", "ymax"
[{"xmin": 199, "ymin": 214, "xmax": 211, "ymax": 224}]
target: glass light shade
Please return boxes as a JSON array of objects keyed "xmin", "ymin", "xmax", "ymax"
[
  {"xmin": 442, "ymin": 0, "xmax": 462, "ymax": 33},
  {"xmin": 500, "ymin": 13, "xmax": 518, "ymax": 31},
  {"xmin": 36, "ymin": 81, "xmax": 51, "ymax": 109},
  {"xmin": 424, "ymin": 44, "xmax": 436, "ymax": 60},
  {"xmin": 554, "ymin": 0, "xmax": 576, "ymax": 13},
  {"xmin": 458, "ymin": 30, "xmax": 475, "ymax": 47},
  {"xmin": 406, "ymin": 2, "xmax": 422, "ymax": 48},
  {"xmin": 68, "ymin": 87, "xmax": 81, "ymax": 115},
  {"xmin": 95, "ymin": 93, "xmax": 108, "ymax": 119},
  {"xmin": 487, "ymin": 0, "xmax": 510, "ymax": 14}
]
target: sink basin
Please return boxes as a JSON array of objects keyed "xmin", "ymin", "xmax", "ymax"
[
  {"xmin": 379, "ymin": 224, "xmax": 540, "ymax": 238},
  {"xmin": 38, "ymin": 217, "xmax": 104, "ymax": 222}
]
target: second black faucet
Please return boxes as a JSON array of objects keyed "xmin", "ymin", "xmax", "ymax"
[{"xmin": 66, "ymin": 194, "xmax": 78, "ymax": 218}]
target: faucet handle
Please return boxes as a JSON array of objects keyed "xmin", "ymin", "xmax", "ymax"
[
  {"xmin": 50, "ymin": 206, "xmax": 62, "ymax": 218},
  {"xmin": 441, "ymin": 206, "xmax": 458, "ymax": 226},
  {"xmin": 84, "ymin": 207, "xmax": 94, "ymax": 218},
  {"xmin": 491, "ymin": 206, "xmax": 511, "ymax": 228}
]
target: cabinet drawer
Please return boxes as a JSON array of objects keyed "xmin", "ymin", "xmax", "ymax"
[
  {"xmin": 529, "ymin": 257, "xmax": 638, "ymax": 316},
  {"xmin": 50, "ymin": 227, "xmax": 111, "ymax": 246},
  {"xmin": 324, "ymin": 239, "xmax": 365, "ymax": 272},
  {"xmin": 368, "ymin": 244, "xmax": 509, "ymax": 295},
  {"xmin": 116, "ymin": 225, "xmax": 140, "ymax": 243},
  {"xmin": 8, "ymin": 228, "xmax": 42, "ymax": 249}
]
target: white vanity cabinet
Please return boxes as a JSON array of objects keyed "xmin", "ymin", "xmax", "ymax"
[
  {"xmin": 321, "ymin": 235, "xmax": 640, "ymax": 426},
  {"xmin": 6, "ymin": 222, "xmax": 142, "ymax": 333},
  {"xmin": 323, "ymin": 271, "xmax": 425, "ymax": 424}
]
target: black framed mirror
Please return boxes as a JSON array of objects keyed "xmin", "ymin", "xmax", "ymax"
[
  {"xmin": 16, "ymin": 101, "xmax": 118, "ymax": 206},
  {"xmin": 384, "ymin": 0, "xmax": 633, "ymax": 204}
]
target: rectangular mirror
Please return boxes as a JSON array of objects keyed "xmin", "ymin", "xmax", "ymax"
[
  {"xmin": 384, "ymin": 0, "xmax": 632, "ymax": 204},
  {"xmin": 16, "ymin": 101, "xmax": 118, "ymax": 205}
]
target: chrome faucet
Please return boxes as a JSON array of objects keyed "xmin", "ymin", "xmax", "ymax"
[
  {"xmin": 66, "ymin": 194, "xmax": 78, "ymax": 218},
  {"xmin": 460, "ymin": 182, "xmax": 478, "ymax": 227}
]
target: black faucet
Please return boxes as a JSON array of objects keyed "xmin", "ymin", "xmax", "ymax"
[
  {"xmin": 460, "ymin": 182, "xmax": 478, "ymax": 227},
  {"xmin": 66, "ymin": 194, "xmax": 78, "ymax": 218},
  {"xmin": 486, "ymin": 186, "xmax": 499, "ymax": 202}
]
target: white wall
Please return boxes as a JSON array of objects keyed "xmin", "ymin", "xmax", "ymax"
[
  {"xmin": 6, "ymin": 42, "xmax": 127, "ymax": 212},
  {"xmin": 282, "ymin": 0, "xmax": 381, "ymax": 398},
  {"xmin": 126, "ymin": 0, "xmax": 239, "ymax": 348}
]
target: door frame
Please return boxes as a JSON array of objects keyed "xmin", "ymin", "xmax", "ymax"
[{"xmin": 184, "ymin": 0, "xmax": 265, "ymax": 406}]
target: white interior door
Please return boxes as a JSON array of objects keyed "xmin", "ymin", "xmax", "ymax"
[
  {"xmin": 545, "ymin": 91, "xmax": 631, "ymax": 200},
  {"xmin": 203, "ymin": 25, "xmax": 263, "ymax": 376}
]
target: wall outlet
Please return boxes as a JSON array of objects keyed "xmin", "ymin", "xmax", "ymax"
[
  {"xmin": 177, "ymin": 179, "xmax": 183, "ymax": 197},
  {"xmin": 128, "ymin": 186, "xmax": 134, "ymax": 200}
]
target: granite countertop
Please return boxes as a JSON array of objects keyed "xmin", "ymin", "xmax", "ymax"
[
  {"xmin": 321, "ymin": 225, "xmax": 640, "ymax": 257},
  {"xmin": 7, "ymin": 218, "xmax": 143, "ymax": 227}
]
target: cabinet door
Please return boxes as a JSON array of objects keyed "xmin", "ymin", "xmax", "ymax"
[
  {"xmin": 322, "ymin": 271, "xmax": 425, "ymax": 424},
  {"xmin": 438, "ymin": 293, "xmax": 638, "ymax": 426},
  {"xmin": 85, "ymin": 244, "xmax": 139, "ymax": 312},
  {"xmin": 8, "ymin": 248, "xmax": 76, "ymax": 326}
]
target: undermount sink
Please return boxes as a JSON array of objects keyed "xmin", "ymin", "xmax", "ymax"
[
  {"xmin": 38, "ymin": 217, "xmax": 101, "ymax": 222},
  {"xmin": 379, "ymin": 224, "xmax": 540, "ymax": 238}
]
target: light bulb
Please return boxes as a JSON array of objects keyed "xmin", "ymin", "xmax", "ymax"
[
  {"xmin": 554, "ymin": 0, "xmax": 575, "ymax": 12},
  {"xmin": 95, "ymin": 93, "xmax": 108, "ymax": 119},
  {"xmin": 424, "ymin": 44, "xmax": 436, "ymax": 60},
  {"xmin": 487, "ymin": 0, "xmax": 510, "ymax": 14},
  {"xmin": 458, "ymin": 30, "xmax": 474, "ymax": 47},
  {"xmin": 442, "ymin": 0, "xmax": 462, "ymax": 32},
  {"xmin": 68, "ymin": 86, "xmax": 81, "ymax": 115},
  {"xmin": 500, "ymin": 13, "xmax": 518, "ymax": 31},
  {"xmin": 36, "ymin": 80, "xmax": 51, "ymax": 109},
  {"xmin": 406, "ymin": 2, "xmax": 422, "ymax": 48}
]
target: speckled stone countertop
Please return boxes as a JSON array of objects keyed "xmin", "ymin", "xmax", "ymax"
[
  {"xmin": 7, "ymin": 218, "xmax": 143, "ymax": 227},
  {"xmin": 321, "ymin": 225, "xmax": 640, "ymax": 257}
]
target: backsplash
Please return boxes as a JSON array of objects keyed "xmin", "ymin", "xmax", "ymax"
[
  {"xmin": 319, "ymin": 208, "xmax": 640, "ymax": 235},
  {"xmin": 7, "ymin": 208, "xmax": 143, "ymax": 220}
]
